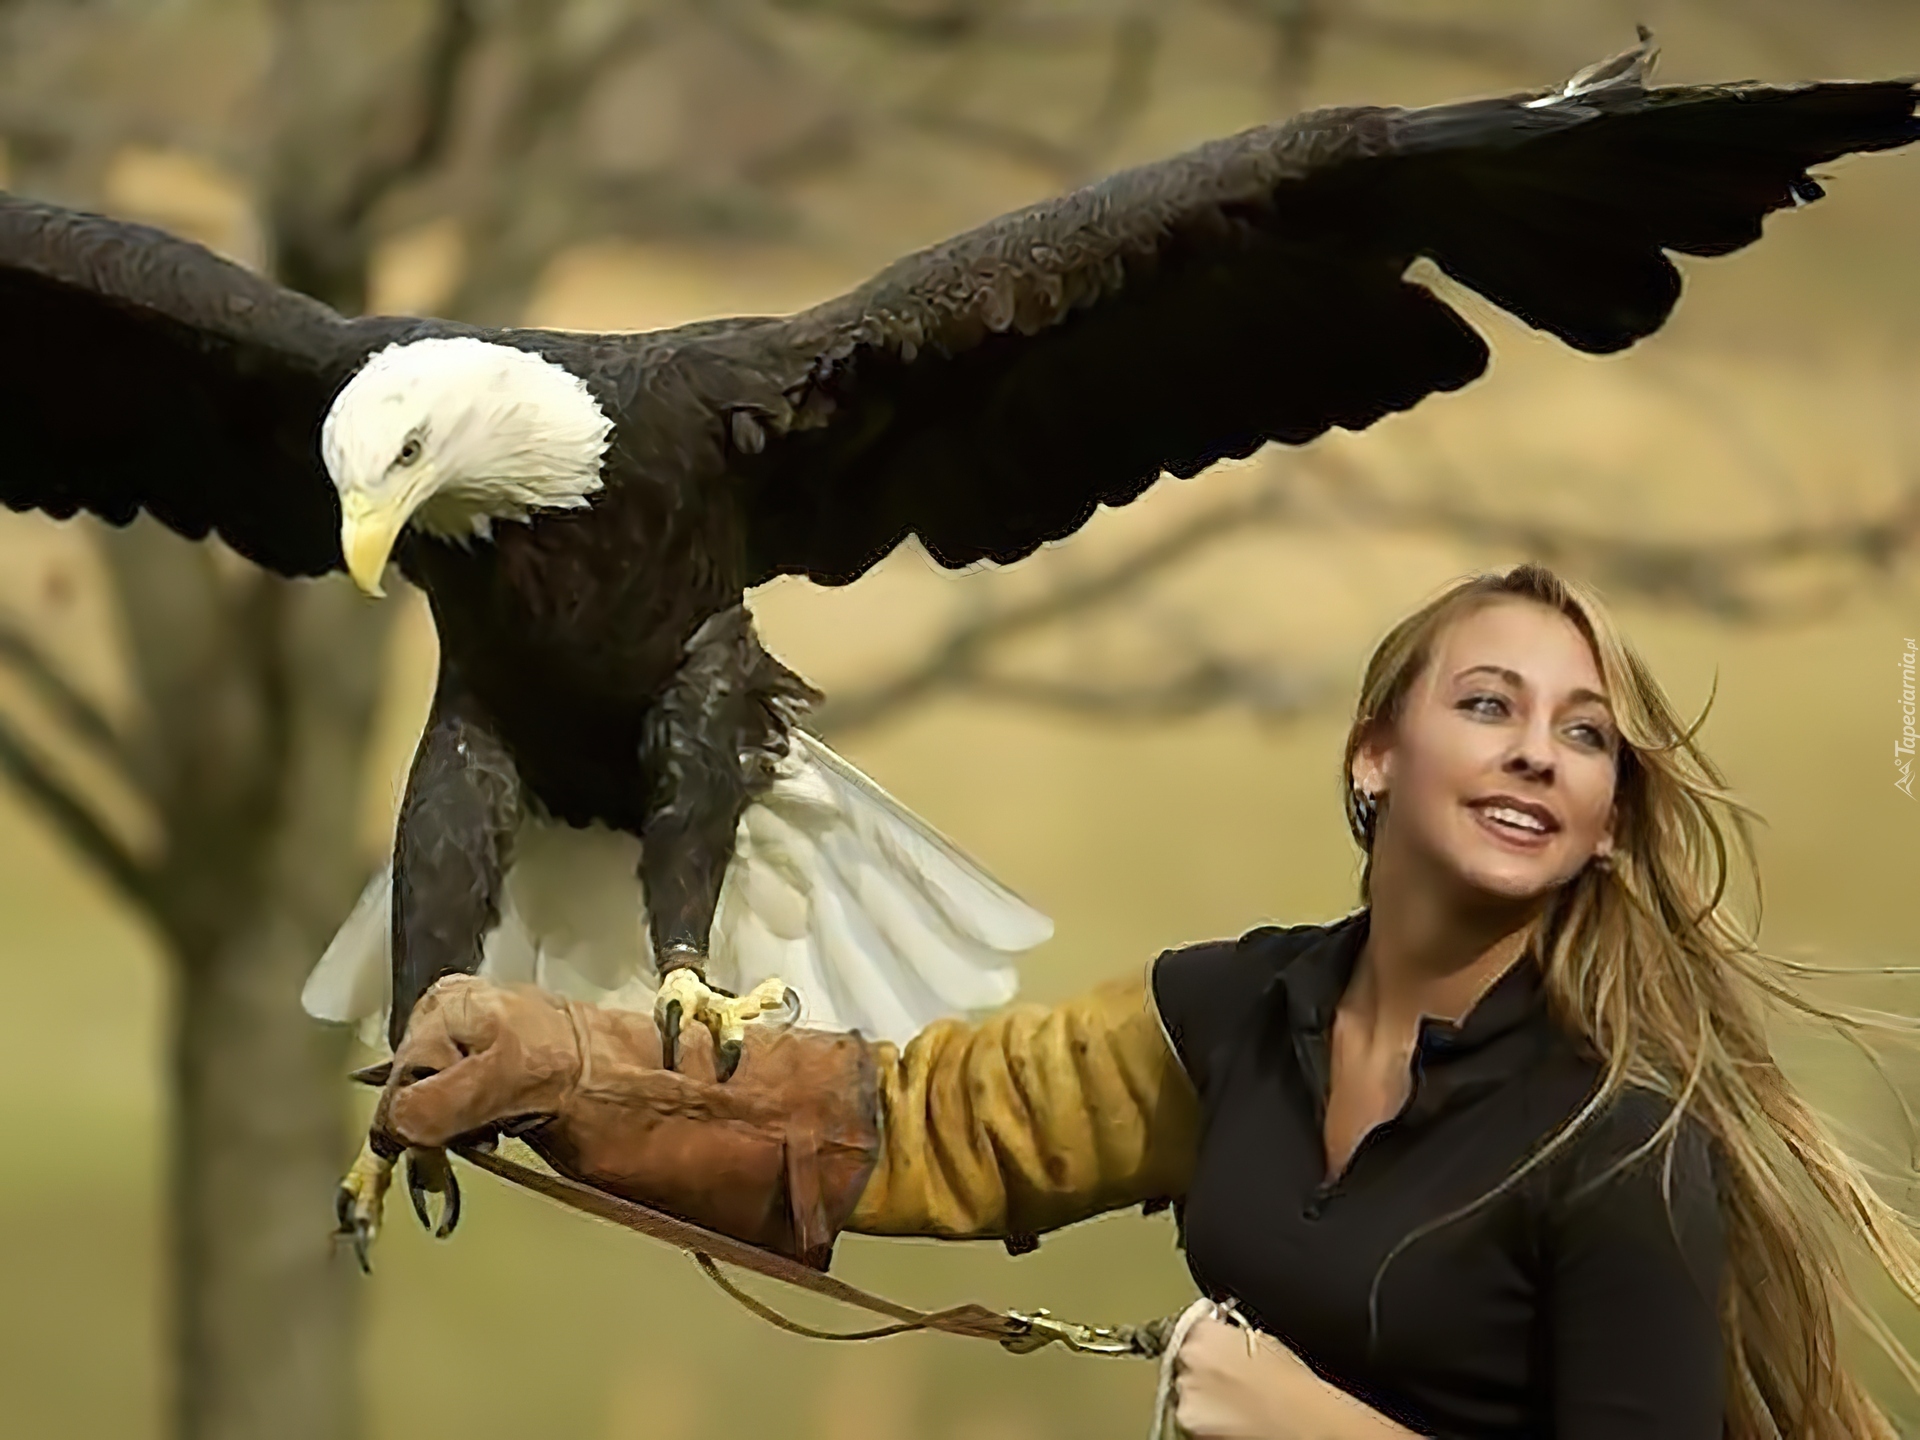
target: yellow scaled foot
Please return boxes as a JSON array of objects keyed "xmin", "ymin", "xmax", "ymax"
[
  {"xmin": 654, "ymin": 968, "xmax": 800, "ymax": 1080},
  {"xmin": 334, "ymin": 1140, "xmax": 462, "ymax": 1271},
  {"xmin": 334, "ymin": 1139, "xmax": 393, "ymax": 1274}
]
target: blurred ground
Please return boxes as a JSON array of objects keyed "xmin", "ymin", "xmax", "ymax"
[{"xmin": 5, "ymin": 10, "xmax": 1920, "ymax": 1438}]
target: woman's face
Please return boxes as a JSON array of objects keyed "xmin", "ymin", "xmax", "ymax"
[{"xmin": 1353, "ymin": 597, "xmax": 1620, "ymax": 905}]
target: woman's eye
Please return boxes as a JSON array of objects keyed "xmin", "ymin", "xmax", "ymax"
[
  {"xmin": 1569, "ymin": 722, "xmax": 1613, "ymax": 751},
  {"xmin": 1459, "ymin": 692, "xmax": 1508, "ymax": 717}
]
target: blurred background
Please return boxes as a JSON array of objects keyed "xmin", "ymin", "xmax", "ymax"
[{"xmin": 0, "ymin": 1, "xmax": 1918, "ymax": 1438}]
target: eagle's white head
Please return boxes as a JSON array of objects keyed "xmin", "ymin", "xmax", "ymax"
[{"xmin": 322, "ymin": 336, "xmax": 614, "ymax": 596}]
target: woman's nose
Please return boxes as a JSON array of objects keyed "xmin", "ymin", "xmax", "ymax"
[{"xmin": 1502, "ymin": 736, "xmax": 1555, "ymax": 783}]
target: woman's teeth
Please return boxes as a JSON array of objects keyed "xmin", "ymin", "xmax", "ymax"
[{"xmin": 1481, "ymin": 805, "xmax": 1547, "ymax": 834}]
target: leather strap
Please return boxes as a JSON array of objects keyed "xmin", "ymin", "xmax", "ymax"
[{"xmin": 454, "ymin": 1145, "xmax": 1172, "ymax": 1356}]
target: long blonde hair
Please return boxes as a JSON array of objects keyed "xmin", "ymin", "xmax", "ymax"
[{"xmin": 1342, "ymin": 562, "xmax": 1920, "ymax": 1438}]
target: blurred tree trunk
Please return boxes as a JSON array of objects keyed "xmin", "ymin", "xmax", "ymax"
[
  {"xmin": 98, "ymin": 513, "xmax": 394, "ymax": 1440},
  {"xmin": 130, "ymin": 13, "xmax": 399, "ymax": 1429},
  {"xmin": 3, "ymin": 517, "xmax": 393, "ymax": 1440}
]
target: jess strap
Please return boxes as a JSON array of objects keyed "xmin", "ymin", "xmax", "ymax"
[{"xmin": 456, "ymin": 1143, "xmax": 1175, "ymax": 1358}]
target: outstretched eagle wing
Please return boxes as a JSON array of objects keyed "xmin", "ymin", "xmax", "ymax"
[
  {"xmin": 702, "ymin": 70, "xmax": 1919, "ymax": 586},
  {"xmin": 0, "ymin": 197, "xmax": 413, "ymax": 575}
]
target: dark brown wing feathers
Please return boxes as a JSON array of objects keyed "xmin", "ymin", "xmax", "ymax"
[
  {"xmin": 0, "ymin": 198, "xmax": 413, "ymax": 575},
  {"xmin": 727, "ymin": 78, "xmax": 1920, "ymax": 586},
  {"xmin": 0, "ymin": 71, "xmax": 1909, "ymax": 594}
]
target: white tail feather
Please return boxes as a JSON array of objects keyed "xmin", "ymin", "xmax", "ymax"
[
  {"xmin": 301, "ymin": 869, "xmax": 393, "ymax": 1054},
  {"xmin": 302, "ymin": 734, "xmax": 1050, "ymax": 1051}
]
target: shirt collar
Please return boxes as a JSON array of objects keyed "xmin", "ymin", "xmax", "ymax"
[{"xmin": 1267, "ymin": 908, "xmax": 1552, "ymax": 1117}]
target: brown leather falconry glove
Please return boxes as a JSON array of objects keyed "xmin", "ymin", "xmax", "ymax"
[{"xmin": 371, "ymin": 975, "xmax": 881, "ymax": 1270}]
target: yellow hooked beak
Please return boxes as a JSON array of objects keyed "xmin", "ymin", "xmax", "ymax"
[{"xmin": 339, "ymin": 476, "xmax": 431, "ymax": 598}]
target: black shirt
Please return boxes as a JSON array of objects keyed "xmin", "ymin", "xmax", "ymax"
[{"xmin": 1150, "ymin": 910, "xmax": 1724, "ymax": 1440}]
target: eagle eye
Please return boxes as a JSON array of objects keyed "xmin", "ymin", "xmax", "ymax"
[{"xmin": 395, "ymin": 436, "xmax": 424, "ymax": 467}]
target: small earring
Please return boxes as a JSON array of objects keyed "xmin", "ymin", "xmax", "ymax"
[
  {"xmin": 1352, "ymin": 785, "xmax": 1380, "ymax": 840},
  {"xmin": 1592, "ymin": 850, "xmax": 1614, "ymax": 872}
]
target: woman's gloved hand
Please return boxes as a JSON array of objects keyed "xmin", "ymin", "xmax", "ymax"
[{"xmin": 369, "ymin": 974, "xmax": 881, "ymax": 1269}]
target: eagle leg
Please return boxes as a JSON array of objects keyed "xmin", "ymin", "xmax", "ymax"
[
  {"xmin": 333, "ymin": 686, "xmax": 520, "ymax": 1263},
  {"xmin": 389, "ymin": 692, "xmax": 523, "ymax": 1050},
  {"xmin": 639, "ymin": 606, "xmax": 820, "ymax": 1079}
]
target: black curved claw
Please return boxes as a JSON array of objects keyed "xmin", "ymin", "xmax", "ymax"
[
  {"xmin": 660, "ymin": 998, "xmax": 682, "ymax": 1072},
  {"xmin": 334, "ymin": 1186, "xmax": 373, "ymax": 1276},
  {"xmin": 436, "ymin": 1168, "xmax": 461, "ymax": 1240},
  {"xmin": 716, "ymin": 1037, "xmax": 743, "ymax": 1083},
  {"xmin": 406, "ymin": 1157, "xmax": 433, "ymax": 1231},
  {"xmin": 405, "ymin": 1150, "xmax": 463, "ymax": 1240}
]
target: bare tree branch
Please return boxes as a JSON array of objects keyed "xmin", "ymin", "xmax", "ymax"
[
  {"xmin": 1301, "ymin": 450, "xmax": 1920, "ymax": 621},
  {"xmin": 1071, "ymin": 9, "xmax": 1160, "ymax": 166},
  {"xmin": 0, "ymin": 620, "xmax": 140, "ymax": 783},
  {"xmin": 506, "ymin": 5, "xmax": 666, "ymax": 131},
  {"xmin": 770, "ymin": 0, "xmax": 980, "ymax": 44},
  {"xmin": 1208, "ymin": 0, "xmax": 1562, "ymax": 97},
  {"xmin": 1336, "ymin": 8, "xmax": 1563, "ymax": 75},
  {"xmin": 434, "ymin": 4, "xmax": 674, "ymax": 321},
  {"xmin": 885, "ymin": 4, "xmax": 1160, "ymax": 182},
  {"xmin": 953, "ymin": 656, "xmax": 1332, "ymax": 723},
  {"xmin": 776, "ymin": 0, "xmax": 1095, "ymax": 47},
  {"xmin": 818, "ymin": 449, "xmax": 1920, "ymax": 735},
  {"xmin": 1207, "ymin": 0, "xmax": 1332, "ymax": 111},
  {"xmin": 0, "ymin": 705, "xmax": 151, "ymax": 907},
  {"xmin": 896, "ymin": 103, "xmax": 1089, "ymax": 178},
  {"xmin": 890, "ymin": 0, "xmax": 1562, "ymax": 184},
  {"xmin": 338, "ymin": 0, "xmax": 482, "ymax": 228},
  {"xmin": 811, "ymin": 477, "xmax": 1299, "ymax": 730}
]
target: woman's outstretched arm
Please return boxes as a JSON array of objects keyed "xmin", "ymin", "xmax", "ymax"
[
  {"xmin": 850, "ymin": 965, "xmax": 1200, "ymax": 1240},
  {"xmin": 368, "ymin": 964, "xmax": 1200, "ymax": 1258}
]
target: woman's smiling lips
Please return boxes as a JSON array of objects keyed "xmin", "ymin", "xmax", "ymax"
[{"xmin": 1466, "ymin": 795, "xmax": 1561, "ymax": 849}]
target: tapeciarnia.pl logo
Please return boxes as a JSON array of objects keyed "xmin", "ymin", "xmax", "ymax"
[{"xmin": 1899, "ymin": 638, "xmax": 1917, "ymax": 800}]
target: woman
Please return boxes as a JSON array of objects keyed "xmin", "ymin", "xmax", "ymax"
[{"xmin": 371, "ymin": 563, "xmax": 1920, "ymax": 1438}]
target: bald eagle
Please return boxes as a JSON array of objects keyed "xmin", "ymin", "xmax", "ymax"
[{"xmin": 0, "ymin": 37, "xmax": 1913, "ymax": 1258}]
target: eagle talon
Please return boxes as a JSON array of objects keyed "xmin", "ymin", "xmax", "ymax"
[
  {"xmin": 333, "ymin": 1140, "xmax": 394, "ymax": 1275},
  {"xmin": 406, "ymin": 1160, "xmax": 433, "ymax": 1231},
  {"xmin": 334, "ymin": 1185, "xmax": 375, "ymax": 1275},
  {"xmin": 405, "ymin": 1148, "xmax": 461, "ymax": 1239},
  {"xmin": 437, "ymin": 1171, "xmax": 461, "ymax": 1239},
  {"xmin": 660, "ymin": 997, "xmax": 683, "ymax": 1072},
  {"xmin": 654, "ymin": 968, "xmax": 798, "ymax": 1082}
]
